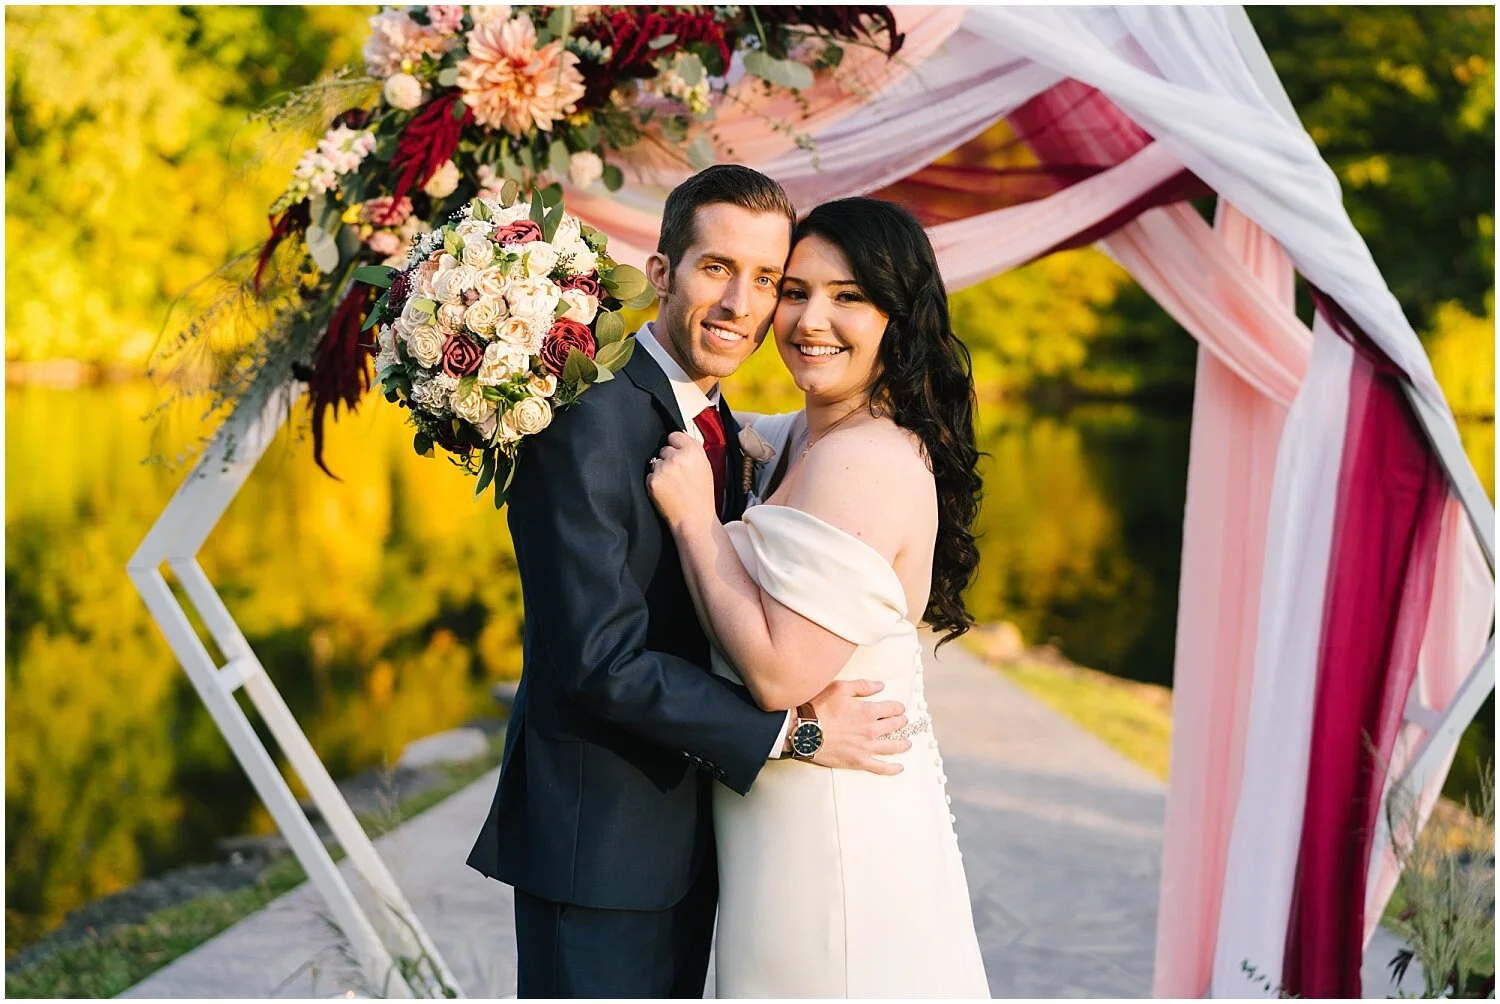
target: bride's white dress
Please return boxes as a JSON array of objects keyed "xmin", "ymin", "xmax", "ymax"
[{"xmin": 709, "ymin": 501, "xmax": 991, "ymax": 998}]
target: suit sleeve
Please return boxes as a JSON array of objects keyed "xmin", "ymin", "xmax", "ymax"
[{"xmin": 507, "ymin": 389, "xmax": 784, "ymax": 795}]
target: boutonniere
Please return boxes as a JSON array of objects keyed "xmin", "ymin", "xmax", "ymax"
[{"xmin": 738, "ymin": 426, "xmax": 778, "ymax": 501}]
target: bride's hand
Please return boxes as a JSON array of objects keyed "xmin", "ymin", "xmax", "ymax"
[{"xmin": 647, "ymin": 431, "xmax": 717, "ymax": 532}]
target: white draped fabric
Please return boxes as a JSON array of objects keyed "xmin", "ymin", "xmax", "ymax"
[{"xmin": 561, "ymin": 6, "xmax": 1494, "ymax": 997}]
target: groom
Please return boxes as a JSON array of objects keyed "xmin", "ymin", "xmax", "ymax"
[{"xmin": 466, "ymin": 165, "xmax": 909, "ymax": 998}]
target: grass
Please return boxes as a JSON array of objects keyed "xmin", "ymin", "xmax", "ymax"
[{"xmin": 5, "ymin": 736, "xmax": 504, "ymax": 999}]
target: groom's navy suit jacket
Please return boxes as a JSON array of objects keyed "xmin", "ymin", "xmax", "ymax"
[{"xmin": 467, "ymin": 346, "xmax": 785, "ymax": 912}]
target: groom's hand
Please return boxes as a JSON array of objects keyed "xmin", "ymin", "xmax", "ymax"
[{"xmin": 807, "ymin": 679, "xmax": 911, "ymax": 776}]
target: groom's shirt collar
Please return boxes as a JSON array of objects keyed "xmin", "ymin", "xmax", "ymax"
[{"xmin": 636, "ymin": 321, "xmax": 720, "ymax": 422}]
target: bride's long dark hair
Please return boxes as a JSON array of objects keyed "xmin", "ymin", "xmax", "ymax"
[{"xmin": 792, "ymin": 197, "xmax": 982, "ymax": 644}]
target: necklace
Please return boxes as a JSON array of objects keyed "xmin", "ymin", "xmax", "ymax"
[{"xmin": 799, "ymin": 408, "xmax": 865, "ymax": 459}]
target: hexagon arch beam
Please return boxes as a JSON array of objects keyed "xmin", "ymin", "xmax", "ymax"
[{"xmin": 127, "ymin": 388, "xmax": 461, "ymax": 999}]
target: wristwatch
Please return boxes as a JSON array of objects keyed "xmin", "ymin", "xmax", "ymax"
[{"xmin": 789, "ymin": 703, "xmax": 824, "ymax": 762}]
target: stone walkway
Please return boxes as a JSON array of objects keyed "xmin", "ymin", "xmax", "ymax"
[{"xmin": 121, "ymin": 637, "xmax": 1416, "ymax": 998}]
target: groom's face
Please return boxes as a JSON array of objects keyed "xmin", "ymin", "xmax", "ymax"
[{"xmin": 647, "ymin": 202, "xmax": 790, "ymax": 387}]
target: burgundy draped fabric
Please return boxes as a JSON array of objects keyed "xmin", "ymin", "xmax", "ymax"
[
  {"xmin": 1281, "ymin": 297, "xmax": 1449, "ymax": 998},
  {"xmin": 874, "ymin": 79, "xmax": 1207, "ymax": 254}
]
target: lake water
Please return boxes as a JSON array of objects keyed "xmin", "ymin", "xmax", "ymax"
[{"xmin": 5, "ymin": 378, "xmax": 1492, "ymax": 950}]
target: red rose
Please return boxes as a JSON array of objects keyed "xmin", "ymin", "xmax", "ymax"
[
  {"xmin": 540, "ymin": 318, "xmax": 597, "ymax": 376},
  {"xmin": 558, "ymin": 274, "xmax": 604, "ymax": 299},
  {"xmin": 493, "ymin": 219, "xmax": 542, "ymax": 245},
  {"xmin": 441, "ymin": 333, "xmax": 484, "ymax": 378}
]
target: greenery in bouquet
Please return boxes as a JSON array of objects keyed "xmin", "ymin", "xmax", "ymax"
[
  {"xmin": 159, "ymin": 4, "xmax": 902, "ymax": 477},
  {"xmin": 356, "ymin": 184, "xmax": 652, "ymax": 508}
]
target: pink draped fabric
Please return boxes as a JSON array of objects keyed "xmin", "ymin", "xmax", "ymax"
[
  {"xmin": 1282, "ymin": 332, "xmax": 1449, "ymax": 998},
  {"xmin": 1101, "ymin": 204, "xmax": 1303, "ymax": 998}
]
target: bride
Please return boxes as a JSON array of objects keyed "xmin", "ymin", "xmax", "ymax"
[{"xmin": 647, "ymin": 197, "xmax": 991, "ymax": 998}]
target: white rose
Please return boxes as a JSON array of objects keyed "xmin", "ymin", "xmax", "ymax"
[
  {"xmin": 477, "ymin": 339, "xmax": 529, "ymax": 386},
  {"xmin": 451, "ymin": 383, "xmax": 497, "ymax": 427},
  {"xmin": 373, "ymin": 326, "xmax": 399, "ymax": 372},
  {"xmin": 410, "ymin": 376, "xmax": 450, "ymax": 413},
  {"xmin": 455, "ymin": 218, "xmax": 494, "ymax": 241},
  {"xmin": 508, "ymin": 396, "xmax": 553, "ymax": 436},
  {"xmin": 464, "ymin": 296, "xmax": 505, "ymax": 336},
  {"xmin": 568, "ymin": 151, "xmax": 605, "ymax": 189},
  {"xmin": 469, "ymin": 4, "xmax": 512, "ymax": 26},
  {"xmin": 401, "ymin": 295, "xmax": 437, "ymax": 326},
  {"xmin": 433, "ymin": 264, "xmax": 478, "ymax": 303},
  {"xmin": 528, "ymin": 373, "xmax": 558, "ymax": 398},
  {"xmin": 475, "ymin": 266, "xmax": 509, "ymax": 299},
  {"xmin": 461, "ymin": 237, "xmax": 495, "ymax": 268},
  {"xmin": 478, "ymin": 410, "xmax": 499, "ymax": 441},
  {"xmin": 521, "ymin": 241, "xmax": 560, "ymax": 278},
  {"xmin": 383, "ymin": 73, "xmax": 424, "ymax": 110},
  {"xmin": 506, "ymin": 275, "xmax": 560, "ymax": 319},
  {"xmin": 559, "ymin": 288, "xmax": 598, "ymax": 325},
  {"xmin": 558, "ymin": 241, "xmax": 598, "ymax": 277},
  {"xmin": 423, "ymin": 159, "xmax": 460, "ymax": 199},
  {"xmin": 405, "ymin": 322, "xmax": 445, "ymax": 368},
  {"xmin": 437, "ymin": 302, "xmax": 467, "ymax": 332},
  {"xmin": 495, "ymin": 409, "xmax": 523, "ymax": 445},
  {"xmin": 495, "ymin": 314, "xmax": 546, "ymax": 355},
  {"xmin": 489, "ymin": 202, "xmax": 530, "ymax": 226}
]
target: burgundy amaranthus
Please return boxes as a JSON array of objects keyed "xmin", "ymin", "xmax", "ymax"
[
  {"xmin": 253, "ymin": 201, "xmax": 311, "ymax": 294},
  {"xmin": 307, "ymin": 282, "xmax": 379, "ymax": 478},
  {"xmin": 757, "ymin": 6, "xmax": 905, "ymax": 57},
  {"xmin": 390, "ymin": 93, "xmax": 474, "ymax": 202},
  {"xmin": 579, "ymin": 9, "xmax": 734, "ymax": 105}
]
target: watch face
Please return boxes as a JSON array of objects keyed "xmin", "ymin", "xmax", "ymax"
[{"xmin": 792, "ymin": 721, "xmax": 823, "ymax": 757}]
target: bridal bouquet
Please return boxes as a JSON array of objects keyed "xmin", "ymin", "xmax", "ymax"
[{"xmin": 356, "ymin": 185, "xmax": 651, "ymax": 507}]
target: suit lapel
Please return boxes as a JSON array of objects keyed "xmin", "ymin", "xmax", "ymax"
[{"xmin": 622, "ymin": 342, "xmax": 686, "ymax": 433}]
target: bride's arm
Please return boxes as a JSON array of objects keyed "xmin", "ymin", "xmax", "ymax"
[{"xmin": 648, "ymin": 431, "xmax": 904, "ymax": 712}]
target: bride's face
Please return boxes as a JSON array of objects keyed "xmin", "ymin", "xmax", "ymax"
[{"xmin": 773, "ymin": 235, "xmax": 889, "ymax": 404}]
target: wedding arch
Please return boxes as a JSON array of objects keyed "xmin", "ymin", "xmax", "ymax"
[{"xmin": 131, "ymin": 6, "xmax": 1495, "ymax": 998}]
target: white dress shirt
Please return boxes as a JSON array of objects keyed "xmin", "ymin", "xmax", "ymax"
[{"xmin": 635, "ymin": 323, "xmax": 794, "ymax": 760}]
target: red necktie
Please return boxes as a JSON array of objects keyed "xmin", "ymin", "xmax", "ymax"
[{"xmin": 693, "ymin": 404, "xmax": 727, "ymax": 515}]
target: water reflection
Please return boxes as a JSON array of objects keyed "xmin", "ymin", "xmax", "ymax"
[{"xmin": 4, "ymin": 380, "xmax": 1492, "ymax": 951}]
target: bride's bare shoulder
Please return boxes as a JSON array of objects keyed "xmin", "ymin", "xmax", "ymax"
[{"xmin": 785, "ymin": 418, "xmax": 933, "ymax": 557}]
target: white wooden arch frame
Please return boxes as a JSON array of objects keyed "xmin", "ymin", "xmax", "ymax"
[{"xmin": 127, "ymin": 12, "xmax": 1493, "ymax": 994}]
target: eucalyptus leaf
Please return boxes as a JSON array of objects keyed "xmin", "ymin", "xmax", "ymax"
[
  {"xmin": 354, "ymin": 264, "xmax": 397, "ymax": 288},
  {"xmin": 542, "ymin": 200, "xmax": 565, "ymax": 243},
  {"xmin": 500, "ymin": 179, "xmax": 520, "ymax": 206},
  {"xmin": 676, "ymin": 53, "xmax": 705, "ymax": 86},
  {"xmin": 562, "ymin": 348, "xmax": 599, "ymax": 384},
  {"xmin": 548, "ymin": 139, "xmax": 570, "ymax": 179},
  {"xmin": 306, "ymin": 224, "xmax": 341, "ymax": 273},
  {"xmin": 494, "ymin": 455, "xmax": 517, "ymax": 509},
  {"xmin": 414, "ymin": 432, "xmax": 434, "ymax": 458},
  {"xmin": 552, "ymin": 298, "xmax": 572, "ymax": 319},
  {"xmin": 444, "ymin": 229, "xmax": 464, "ymax": 258},
  {"xmin": 594, "ymin": 338, "xmax": 634, "ymax": 373},
  {"xmin": 620, "ymin": 287, "xmax": 658, "ymax": 310},
  {"xmin": 743, "ymin": 50, "xmax": 777, "ymax": 83},
  {"xmin": 451, "ymin": 99, "xmax": 467, "ymax": 121},
  {"xmin": 471, "ymin": 198, "xmax": 494, "ymax": 222},
  {"xmin": 686, "ymin": 135, "xmax": 715, "ymax": 171},
  {"xmin": 437, "ymin": 67, "xmax": 459, "ymax": 88},
  {"xmin": 781, "ymin": 59, "xmax": 815, "ymax": 90},
  {"xmin": 409, "ymin": 296, "xmax": 437, "ymax": 320},
  {"xmin": 475, "ymin": 450, "xmax": 497, "ymax": 497},
  {"xmin": 602, "ymin": 164, "xmax": 624, "ymax": 192},
  {"xmin": 592, "ymin": 364, "xmax": 614, "ymax": 383},
  {"xmin": 546, "ymin": 5, "xmax": 575, "ymax": 41},
  {"xmin": 458, "ymin": 373, "xmax": 478, "ymax": 400},
  {"xmin": 602, "ymin": 263, "xmax": 649, "ymax": 302},
  {"xmin": 593, "ymin": 309, "xmax": 626, "ymax": 346}
]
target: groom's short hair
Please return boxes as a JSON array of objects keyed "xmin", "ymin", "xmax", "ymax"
[{"xmin": 657, "ymin": 165, "xmax": 796, "ymax": 276}]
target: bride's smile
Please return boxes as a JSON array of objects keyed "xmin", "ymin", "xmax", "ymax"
[{"xmin": 774, "ymin": 234, "xmax": 890, "ymax": 404}]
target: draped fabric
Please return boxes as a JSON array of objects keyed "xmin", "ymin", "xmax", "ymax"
[
  {"xmin": 1283, "ymin": 344, "xmax": 1449, "ymax": 997},
  {"xmin": 561, "ymin": 7, "xmax": 1495, "ymax": 997}
]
